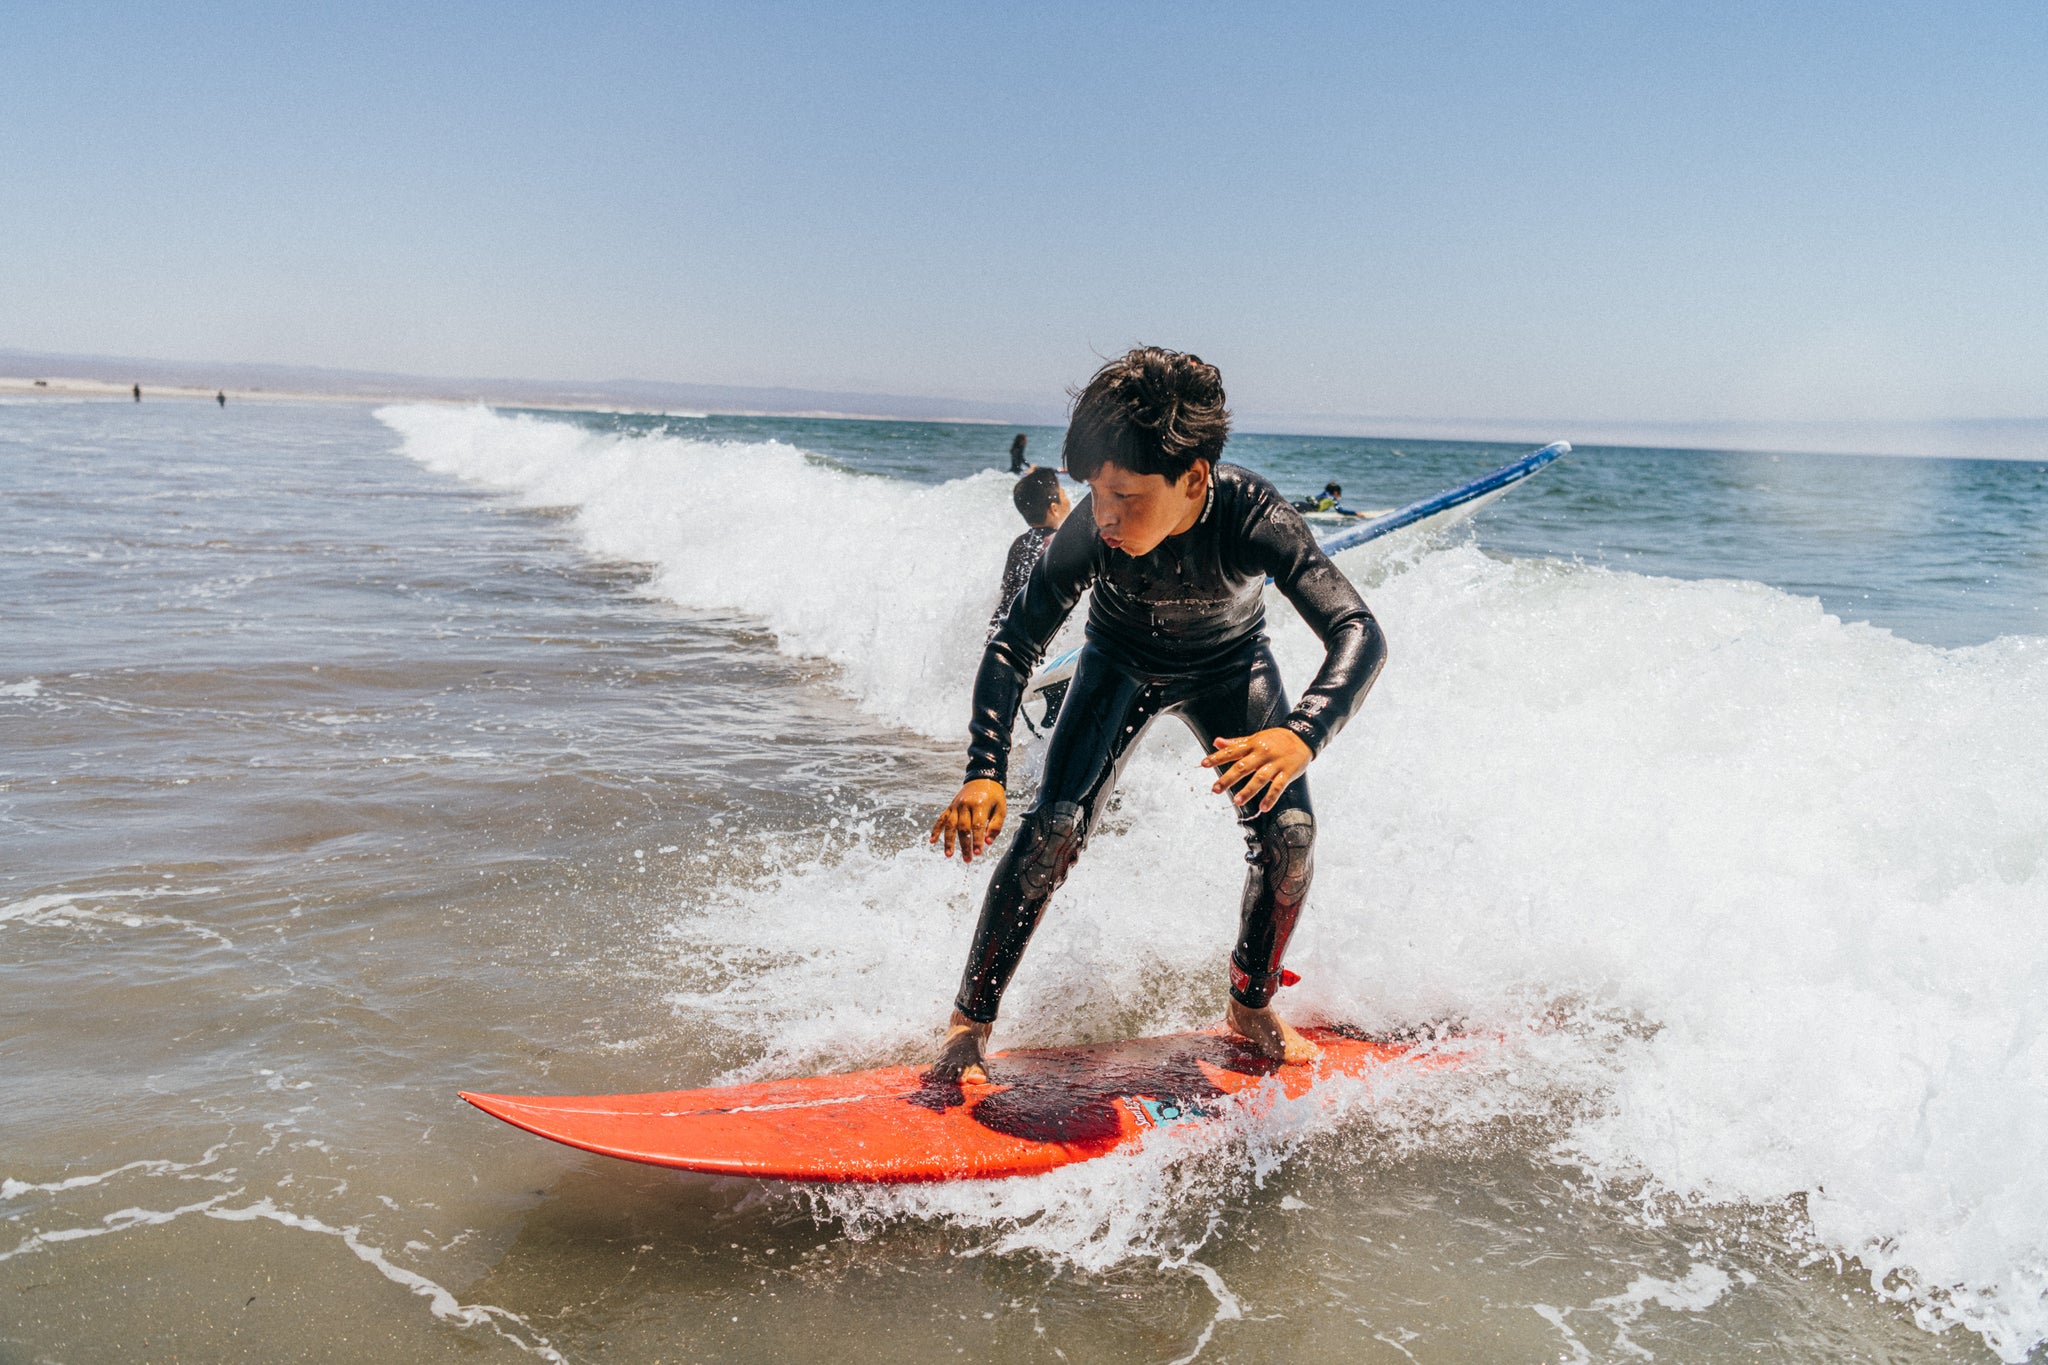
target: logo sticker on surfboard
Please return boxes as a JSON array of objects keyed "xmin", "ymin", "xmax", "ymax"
[{"xmin": 1130, "ymin": 1095, "xmax": 1212, "ymax": 1129}]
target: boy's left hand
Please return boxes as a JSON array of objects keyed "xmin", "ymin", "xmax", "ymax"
[{"xmin": 1202, "ymin": 728, "xmax": 1313, "ymax": 813}]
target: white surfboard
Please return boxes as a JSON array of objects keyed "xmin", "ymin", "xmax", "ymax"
[{"xmin": 1299, "ymin": 506, "xmax": 1393, "ymax": 526}]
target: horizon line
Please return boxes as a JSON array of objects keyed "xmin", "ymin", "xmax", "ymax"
[{"xmin": 3, "ymin": 345, "xmax": 2043, "ymax": 462}]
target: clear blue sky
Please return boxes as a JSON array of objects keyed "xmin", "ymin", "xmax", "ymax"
[{"xmin": 4, "ymin": 2, "xmax": 2043, "ymax": 422}]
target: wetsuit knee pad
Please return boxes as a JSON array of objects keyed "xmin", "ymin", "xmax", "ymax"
[
  {"xmin": 1231, "ymin": 809, "xmax": 1315, "ymax": 1008},
  {"xmin": 1259, "ymin": 808, "xmax": 1315, "ymax": 897},
  {"xmin": 1018, "ymin": 800, "xmax": 1087, "ymax": 897}
]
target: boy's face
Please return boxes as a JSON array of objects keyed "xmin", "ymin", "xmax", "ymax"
[{"xmin": 1086, "ymin": 460, "xmax": 1209, "ymax": 556}]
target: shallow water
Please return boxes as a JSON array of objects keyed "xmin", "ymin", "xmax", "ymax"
[{"xmin": 3, "ymin": 398, "xmax": 2044, "ymax": 1363}]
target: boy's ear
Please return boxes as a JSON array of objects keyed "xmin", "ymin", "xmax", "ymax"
[{"xmin": 1180, "ymin": 460, "xmax": 1213, "ymax": 496}]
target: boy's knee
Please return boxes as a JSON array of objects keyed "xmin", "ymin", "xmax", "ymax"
[
  {"xmin": 1018, "ymin": 801, "xmax": 1087, "ymax": 896},
  {"xmin": 1261, "ymin": 808, "xmax": 1315, "ymax": 898},
  {"xmin": 1244, "ymin": 808, "xmax": 1315, "ymax": 894}
]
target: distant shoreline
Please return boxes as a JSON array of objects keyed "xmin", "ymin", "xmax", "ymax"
[
  {"xmin": 0, "ymin": 348, "xmax": 1063, "ymax": 427},
  {"xmin": 0, "ymin": 374, "xmax": 1012, "ymax": 424},
  {"xmin": 3, "ymin": 375, "xmax": 383, "ymax": 406},
  {"xmin": 3, "ymin": 363, "xmax": 2041, "ymax": 462}
]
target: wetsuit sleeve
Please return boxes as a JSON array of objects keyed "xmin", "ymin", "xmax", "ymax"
[
  {"xmin": 964, "ymin": 509, "xmax": 1096, "ymax": 785},
  {"xmin": 987, "ymin": 531, "xmax": 1040, "ymax": 637},
  {"xmin": 1246, "ymin": 502, "xmax": 1386, "ymax": 755}
]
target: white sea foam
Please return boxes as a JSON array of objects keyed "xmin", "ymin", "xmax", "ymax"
[
  {"xmin": 206, "ymin": 1199, "xmax": 566, "ymax": 1362},
  {"xmin": 1, "ymin": 888, "xmax": 234, "ymax": 948},
  {"xmin": 0, "ymin": 1191, "xmax": 562, "ymax": 1362},
  {"xmin": 1534, "ymin": 1261, "xmax": 1753, "ymax": 1360},
  {"xmin": 382, "ymin": 403, "xmax": 2048, "ymax": 1361},
  {"xmin": 380, "ymin": 403, "xmax": 1018, "ymax": 736},
  {"xmin": 0, "ymin": 1145, "xmax": 228, "ymax": 1203}
]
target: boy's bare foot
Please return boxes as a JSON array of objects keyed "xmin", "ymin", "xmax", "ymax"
[
  {"xmin": 929, "ymin": 1011, "xmax": 993, "ymax": 1084},
  {"xmin": 1226, "ymin": 998, "xmax": 1319, "ymax": 1065}
]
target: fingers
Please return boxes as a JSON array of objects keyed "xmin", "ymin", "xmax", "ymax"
[
  {"xmin": 1200, "ymin": 735, "xmax": 1252, "ymax": 770},
  {"xmin": 1210, "ymin": 736, "xmax": 1272, "ymax": 793},
  {"xmin": 1233, "ymin": 761, "xmax": 1282, "ymax": 807},
  {"xmin": 1212, "ymin": 753, "xmax": 1262, "ymax": 794},
  {"xmin": 932, "ymin": 790, "xmax": 1008, "ymax": 863},
  {"xmin": 1205, "ymin": 729, "xmax": 1313, "ymax": 808},
  {"xmin": 1254, "ymin": 765, "xmax": 1296, "ymax": 812},
  {"xmin": 947, "ymin": 813, "xmax": 962, "ymax": 861},
  {"xmin": 1201, "ymin": 734, "xmax": 1247, "ymax": 766},
  {"xmin": 1243, "ymin": 754, "xmax": 1305, "ymax": 811}
]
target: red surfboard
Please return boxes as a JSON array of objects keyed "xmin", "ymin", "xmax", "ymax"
[{"xmin": 460, "ymin": 1025, "xmax": 1460, "ymax": 1183}]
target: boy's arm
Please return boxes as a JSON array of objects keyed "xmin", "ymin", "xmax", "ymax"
[
  {"xmin": 1250, "ymin": 502, "xmax": 1387, "ymax": 755},
  {"xmin": 964, "ymin": 507, "xmax": 1095, "ymax": 785}
]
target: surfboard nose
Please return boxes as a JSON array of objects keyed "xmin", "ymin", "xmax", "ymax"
[{"xmin": 459, "ymin": 1091, "xmax": 516, "ymax": 1120}]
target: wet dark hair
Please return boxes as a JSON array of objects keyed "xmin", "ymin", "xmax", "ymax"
[
  {"xmin": 1063, "ymin": 347, "xmax": 1230, "ymax": 483},
  {"xmin": 1324, "ymin": 482, "xmax": 1342, "ymax": 496},
  {"xmin": 1012, "ymin": 466, "xmax": 1063, "ymax": 525}
]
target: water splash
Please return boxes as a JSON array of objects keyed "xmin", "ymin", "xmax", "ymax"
[{"xmin": 385, "ymin": 402, "xmax": 2048, "ymax": 1361}]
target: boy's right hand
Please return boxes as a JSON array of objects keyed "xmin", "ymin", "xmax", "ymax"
[{"xmin": 930, "ymin": 780, "xmax": 1007, "ymax": 862}]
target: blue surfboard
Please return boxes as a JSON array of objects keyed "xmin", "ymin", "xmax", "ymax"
[
  {"xmin": 1023, "ymin": 442, "xmax": 1569, "ymax": 701},
  {"xmin": 1313, "ymin": 441, "xmax": 1568, "ymax": 555}
]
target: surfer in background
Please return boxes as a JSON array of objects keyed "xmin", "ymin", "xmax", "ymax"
[
  {"xmin": 1008, "ymin": 432, "xmax": 1030, "ymax": 473},
  {"xmin": 992, "ymin": 467, "xmax": 1074, "ymax": 726},
  {"xmin": 930, "ymin": 347, "xmax": 1387, "ymax": 1082},
  {"xmin": 989, "ymin": 467, "xmax": 1070, "ymax": 636},
  {"xmin": 1293, "ymin": 481, "xmax": 1362, "ymax": 517}
]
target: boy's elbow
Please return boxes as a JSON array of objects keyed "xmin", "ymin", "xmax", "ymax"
[{"xmin": 1344, "ymin": 610, "xmax": 1387, "ymax": 689}]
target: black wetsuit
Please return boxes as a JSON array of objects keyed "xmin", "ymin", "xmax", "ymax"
[
  {"xmin": 989, "ymin": 524, "xmax": 1069, "ymax": 725},
  {"xmin": 955, "ymin": 464, "xmax": 1387, "ymax": 1023},
  {"xmin": 988, "ymin": 525, "xmax": 1056, "ymax": 638}
]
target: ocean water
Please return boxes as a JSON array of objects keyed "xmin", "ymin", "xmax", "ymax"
[{"xmin": 3, "ymin": 396, "xmax": 2045, "ymax": 1364}]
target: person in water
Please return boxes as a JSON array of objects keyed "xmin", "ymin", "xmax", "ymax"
[
  {"xmin": 1292, "ymin": 481, "xmax": 1349, "ymax": 514},
  {"xmin": 1008, "ymin": 432, "xmax": 1030, "ymax": 474},
  {"xmin": 989, "ymin": 466, "xmax": 1071, "ymax": 636},
  {"xmin": 929, "ymin": 347, "xmax": 1387, "ymax": 1082},
  {"xmin": 992, "ymin": 466, "xmax": 1075, "ymax": 728}
]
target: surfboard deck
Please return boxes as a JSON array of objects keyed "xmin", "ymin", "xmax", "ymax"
[
  {"xmin": 461, "ymin": 1025, "xmax": 1458, "ymax": 1183},
  {"xmin": 1301, "ymin": 506, "xmax": 1394, "ymax": 525}
]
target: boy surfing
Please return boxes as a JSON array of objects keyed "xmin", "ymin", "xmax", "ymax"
[{"xmin": 930, "ymin": 348, "xmax": 1387, "ymax": 1083}]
